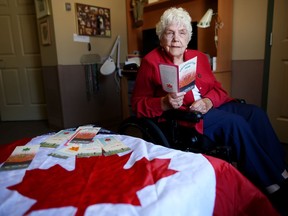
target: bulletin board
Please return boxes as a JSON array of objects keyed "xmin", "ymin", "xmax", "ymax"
[{"xmin": 75, "ymin": 3, "xmax": 111, "ymax": 37}]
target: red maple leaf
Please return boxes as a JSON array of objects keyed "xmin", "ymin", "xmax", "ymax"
[
  {"xmin": 166, "ymin": 83, "xmax": 173, "ymax": 89},
  {"xmin": 8, "ymin": 153, "xmax": 177, "ymax": 216}
]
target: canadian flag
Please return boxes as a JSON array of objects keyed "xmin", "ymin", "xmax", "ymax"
[{"xmin": 0, "ymin": 134, "xmax": 278, "ymax": 216}]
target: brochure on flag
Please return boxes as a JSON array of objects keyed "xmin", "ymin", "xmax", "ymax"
[
  {"xmin": 68, "ymin": 127, "xmax": 101, "ymax": 144},
  {"xmin": 97, "ymin": 136, "xmax": 131, "ymax": 156},
  {"xmin": 49, "ymin": 138, "xmax": 103, "ymax": 159},
  {"xmin": 0, "ymin": 145, "xmax": 40, "ymax": 171},
  {"xmin": 159, "ymin": 56, "xmax": 197, "ymax": 93},
  {"xmin": 48, "ymin": 144, "xmax": 80, "ymax": 159},
  {"xmin": 40, "ymin": 129, "xmax": 76, "ymax": 148},
  {"xmin": 77, "ymin": 142, "xmax": 102, "ymax": 158}
]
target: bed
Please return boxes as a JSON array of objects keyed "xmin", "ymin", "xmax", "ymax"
[{"xmin": 0, "ymin": 126, "xmax": 279, "ymax": 216}]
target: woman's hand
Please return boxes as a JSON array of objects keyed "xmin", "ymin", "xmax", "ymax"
[
  {"xmin": 189, "ymin": 98, "xmax": 213, "ymax": 114},
  {"xmin": 161, "ymin": 92, "xmax": 186, "ymax": 111}
]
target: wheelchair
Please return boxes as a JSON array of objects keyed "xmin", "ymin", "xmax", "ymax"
[{"xmin": 118, "ymin": 108, "xmax": 236, "ymax": 163}]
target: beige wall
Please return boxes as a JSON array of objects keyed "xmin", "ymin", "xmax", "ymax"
[
  {"xmin": 231, "ymin": 0, "xmax": 268, "ymax": 106},
  {"xmin": 38, "ymin": 0, "xmax": 127, "ymax": 129},
  {"xmin": 232, "ymin": 0, "xmax": 267, "ymax": 60},
  {"xmin": 40, "ymin": 0, "xmax": 128, "ymax": 66},
  {"xmin": 40, "ymin": 0, "xmax": 268, "ymax": 67}
]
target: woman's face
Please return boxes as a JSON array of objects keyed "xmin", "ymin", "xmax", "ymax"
[{"xmin": 160, "ymin": 23, "xmax": 190, "ymax": 60}]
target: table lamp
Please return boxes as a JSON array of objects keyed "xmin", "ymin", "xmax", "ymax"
[
  {"xmin": 197, "ymin": 9, "xmax": 213, "ymax": 28},
  {"xmin": 197, "ymin": 9, "xmax": 224, "ymax": 48},
  {"xmin": 100, "ymin": 35, "xmax": 122, "ymax": 77}
]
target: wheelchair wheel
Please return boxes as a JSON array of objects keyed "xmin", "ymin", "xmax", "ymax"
[{"xmin": 118, "ymin": 116, "xmax": 170, "ymax": 148}]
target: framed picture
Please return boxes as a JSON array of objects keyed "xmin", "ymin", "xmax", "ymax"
[
  {"xmin": 34, "ymin": 0, "xmax": 50, "ymax": 19},
  {"xmin": 76, "ymin": 3, "xmax": 111, "ymax": 37},
  {"xmin": 39, "ymin": 19, "xmax": 51, "ymax": 45}
]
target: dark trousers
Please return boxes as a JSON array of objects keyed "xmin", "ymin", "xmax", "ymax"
[{"xmin": 203, "ymin": 102, "xmax": 286, "ymax": 189}]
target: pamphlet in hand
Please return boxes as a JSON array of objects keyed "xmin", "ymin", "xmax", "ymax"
[{"xmin": 159, "ymin": 57, "xmax": 197, "ymax": 93}]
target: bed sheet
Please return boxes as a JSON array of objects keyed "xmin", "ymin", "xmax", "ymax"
[{"xmin": 0, "ymin": 131, "xmax": 278, "ymax": 216}]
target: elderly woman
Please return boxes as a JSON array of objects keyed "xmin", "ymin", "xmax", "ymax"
[{"xmin": 131, "ymin": 7, "xmax": 288, "ymax": 207}]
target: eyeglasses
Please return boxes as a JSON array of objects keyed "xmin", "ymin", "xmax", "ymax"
[{"xmin": 164, "ymin": 30, "xmax": 188, "ymax": 40}]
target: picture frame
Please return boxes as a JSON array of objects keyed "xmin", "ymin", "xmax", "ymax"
[
  {"xmin": 76, "ymin": 3, "xmax": 111, "ymax": 37},
  {"xmin": 34, "ymin": 0, "xmax": 50, "ymax": 19},
  {"xmin": 39, "ymin": 19, "xmax": 51, "ymax": 46}
]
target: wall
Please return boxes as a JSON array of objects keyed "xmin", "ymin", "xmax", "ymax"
[
  {"xmin": 126, "ymin": 0, "xmax": 217, "ymax": 57},
  {"xmin": 231, "ymin": 0, "xmax": 268, "ymax": 106},
  {"xmin": 40, "ymin": 0, "xmax": 128, "ymax": 66},
  {"xmin": 38, "ymin": 0, "xmax": 128, "ymax": 129}
]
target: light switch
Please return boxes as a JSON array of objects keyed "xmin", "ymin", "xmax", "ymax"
[{"xmin": 65, "ymin": 3, "xmax": 71, "ymax": 11}]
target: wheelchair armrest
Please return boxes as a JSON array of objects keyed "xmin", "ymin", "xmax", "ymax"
[
  {"xmin": 161, "ymin": 98, "xmax": 245, "ymax": 123},
  {"xmin": 234, "ymin": 98, "xmax": 246, "ymax": 104},
  {"xmin": 162, "ymin": 109, "xmax": 203, "ymax": 123}
]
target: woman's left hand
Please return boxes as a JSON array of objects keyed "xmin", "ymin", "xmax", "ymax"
[{"xmin": 189, "ymin": 98, "xmax": 213, "ymax": 114}]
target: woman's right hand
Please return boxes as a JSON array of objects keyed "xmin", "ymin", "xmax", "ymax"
[{"xmin": 161, "ymin": 92, "xmax": 186, "ymax": 111}]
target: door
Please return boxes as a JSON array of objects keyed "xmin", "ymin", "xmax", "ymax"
[
  {"xmin": 0, "ymin": 0, "xmax": 46, "ymax": 121},
  {"xmin": 267, "ymin": 0, "xmax": 288, "ymax": 143}
]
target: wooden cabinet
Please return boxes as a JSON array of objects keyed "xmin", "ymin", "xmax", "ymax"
[
  {"xmin": 213, "ymin": 1, "xmax": 233, "ymax": 94},
  {"xmin": 120, "ymin": 70, "xmax": 138, "ymax": 119},
  {"xmin": 123, "ymin": 0, "xmax": 233, "ymax": 118}
]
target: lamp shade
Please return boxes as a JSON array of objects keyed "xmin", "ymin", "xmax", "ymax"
[
  {"xmin": 100, "ymin": 35, "xmax": 120, "ymax": 75},
  {"xmin": 197, "ymin": 9, "xmax": 213, "ymax": 28}
]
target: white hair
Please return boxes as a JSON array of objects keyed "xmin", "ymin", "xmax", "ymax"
[{"xmin": 156, "ymin": 7, "xmax": 192, "ymax": 41}]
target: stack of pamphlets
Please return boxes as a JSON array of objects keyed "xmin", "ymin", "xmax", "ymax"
[
  {"xmin": 0, "ymin": 126, "xmax": 132, "ymax": 170},
  {"xmin": 47, "ymin": 126, "xmax": 131, "ymax": 159}
]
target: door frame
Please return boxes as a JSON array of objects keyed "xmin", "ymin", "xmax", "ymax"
[{"xmin": 262, "ymin": 0, "xmax": 274, "ymax": 110}]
